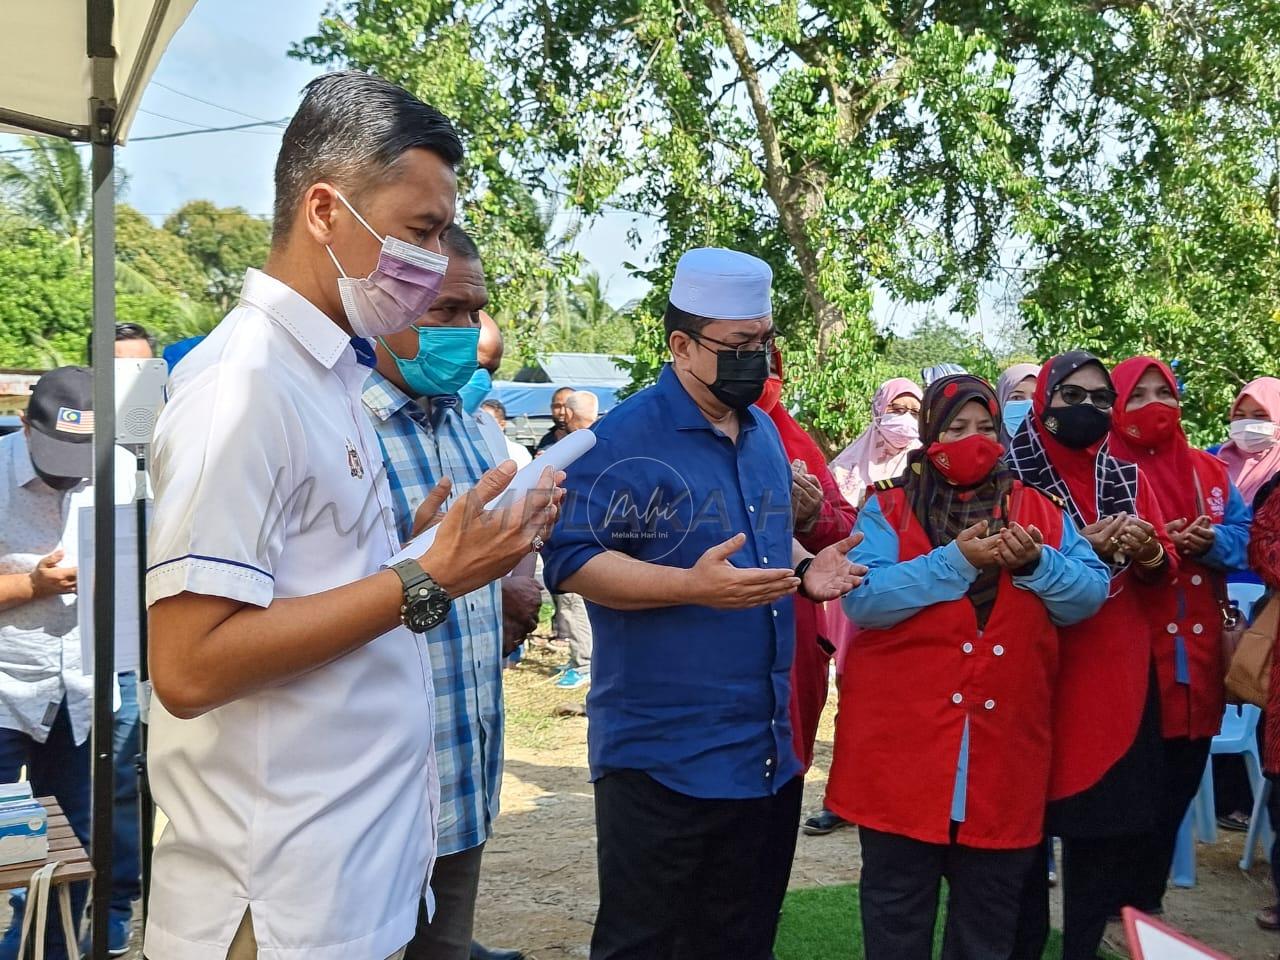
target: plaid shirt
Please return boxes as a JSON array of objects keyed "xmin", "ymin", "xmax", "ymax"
[{"xmin": 362, "ymin": 371, "xmax": 504, "ymax": 856}]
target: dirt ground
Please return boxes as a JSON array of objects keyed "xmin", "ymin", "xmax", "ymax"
[
  {"xmin": 475, "ymin": 642, "xmax": 1280, "ymax": 960},
  {"xmin": 74, "ymin": 639, "xmax": 1280, "ymax": 959}
]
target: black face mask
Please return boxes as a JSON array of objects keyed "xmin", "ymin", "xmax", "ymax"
[
  {"xmin": 1042, "ymin": 403, "xmax": 1111, "ymax": 449},
  {"xmin": 695, "ymin": 347, "xmax": 769, "ymax": 411},
  {"xmin": 32, "ymin": 464, "xmax": 82, "ymax": 491}
]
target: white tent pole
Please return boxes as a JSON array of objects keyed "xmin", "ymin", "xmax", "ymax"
[{"xmin": 88, "ymin": 4, "xmax": 118, "ymax": 960}]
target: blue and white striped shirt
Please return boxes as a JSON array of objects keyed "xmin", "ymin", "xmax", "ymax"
[{"xmin": 363, "ymin": 371, "xmax": 504, "ymax": 856}]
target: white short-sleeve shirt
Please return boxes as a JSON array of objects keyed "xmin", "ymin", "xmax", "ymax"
[{"xmin": 143, "ymin": 269, "xmax": 439, "ymax": 960}]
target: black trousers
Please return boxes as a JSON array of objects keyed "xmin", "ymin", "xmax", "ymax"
[
  {"xmin": 590, "ymin": 769, "xmax": 803, "ymax": 960},
  {"xmin": 859, "ymin": 826, "xmax": 1037, "ymax": 960},
  {"xmin": 1131, "ymin": 736, "xmax": 1212, "ymax": 911},
  {"xmin": 1013, "ymin": 833, "xmax": 1152, "ymax": 960},
  {"xmin": 405, "ymin": 843, "xmax": 486, "ymax": 960}
]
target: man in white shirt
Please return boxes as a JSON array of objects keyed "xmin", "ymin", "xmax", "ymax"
[
  {"xmin": 144, "ymin": 72, "xmax": 560, "ymax": 960},
  {"xmin": 0, "ymin": 367, "xmax": 93, "ymax": 960}
]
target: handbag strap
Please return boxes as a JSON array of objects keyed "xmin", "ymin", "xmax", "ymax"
[{"xmin": 16, "ymin": 862, "xmax": 80, "ymax": 960}]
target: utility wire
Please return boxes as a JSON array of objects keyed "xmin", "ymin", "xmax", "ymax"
[{"xmin": 149, "ymin": 81, "xmax": 285, "ymax": 126}]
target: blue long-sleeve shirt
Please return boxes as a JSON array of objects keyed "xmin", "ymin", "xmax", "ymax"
[
  {"xmin": 843, "ymin": 495, "xmax": 1111, "ymax": 629},
  {"xmin": 1201, "ymin": 481, "xmax": 1251, "ymax": 573},
  {"xmin": 542, "ymin": 364, "xmax": 801, "ymax": 800},
  {"xmin": 842, "ymin": 492, "xmax": 1111, "ymax": 821}
]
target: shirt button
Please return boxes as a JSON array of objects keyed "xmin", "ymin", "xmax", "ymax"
[
  {"xmin": 952, "ymin": 693, "xmax": 963, "ymax": 704},
  {"xmin": 1193, "ymin": 623, "xmax": 1204, "ymax": 635},
  {"xmin": 762, "ymin": 556, "xmax": 768, "ymax": 564},
  {"xmin": 773, "ymin": 610, "xmax": 779, "ymax": 618},
  {"xmin": 765, "ymin": 771, "xmax": 772, "ymax": 778},
  {"xmin": 749, "ymin": 506, "xmax": 756, "ymax": 513},
  {"xmin": 962, "ymin": 642, "xmax": 974, "ymax": 654},
  {"xmin": 766, "ymin": 758, "xmax": 773, "ymax": 767},
  {"xmin": 1167, "ymin": 623, "xmax": 1178, "ymax": 634},
  {"xmin": 1191, "ymin": 575, "xmax": 1203, "ymax": 586},
  {"xmin": 985, "ymin": 699, "xmax": 996, "ymax": 710}
]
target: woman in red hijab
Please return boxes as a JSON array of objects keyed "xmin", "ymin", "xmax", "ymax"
[
  {"xmin": 757, "ymin": 347, "xmax": 858, "ymax": 771},
  {"xmin": 752, "ymin": 347, "xmax": 859, "ymax": 925},
  {"xmin": 1005, "ymin": 351, "xmax": 1176, "ymax": 960},
  {"xmin": 1108, "ymin": 356, "xmax": 1252, "ymax": 914}
]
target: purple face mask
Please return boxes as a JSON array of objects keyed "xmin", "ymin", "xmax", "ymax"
[{"xmin": 325, "ymin": 190, "xmax": 449, "ymax": 339}]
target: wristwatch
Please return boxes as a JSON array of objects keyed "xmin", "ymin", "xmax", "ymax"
[
  {"xmin": 391, "ymin": 559, "xmax": 452, "ymax": 632},
  {"xmin": 794, "ymin": 556, "xmax": 816, "ymax": 601}
]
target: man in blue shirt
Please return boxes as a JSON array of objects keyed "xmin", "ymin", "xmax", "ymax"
[{"xmin": 542, "ymin": 248, "xmax": 864, "ymax": 960}]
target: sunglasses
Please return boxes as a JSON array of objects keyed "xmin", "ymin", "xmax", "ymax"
[{"xmin": 1053, "ymin": 384, "xmax": 1117, "ymax": 410}]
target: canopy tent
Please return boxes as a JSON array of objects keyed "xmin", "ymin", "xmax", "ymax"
[
  {"xmin": 0, "ymin": 4, "xmax": 197, "ymax": 958},
  {"xmin": 0, "ymin": 3, "xmax": 194, "ymax": 142}
]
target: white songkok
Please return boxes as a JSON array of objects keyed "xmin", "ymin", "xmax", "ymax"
[{"xmin": 668, "ymin": 247, "xmax": 773, "ymax": 321}]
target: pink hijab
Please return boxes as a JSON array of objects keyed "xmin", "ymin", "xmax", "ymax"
[
  {"xmin": 1219, "ymin": 377, "xmax": 1280, "ymax": 503},
  {"xmin": 829, "ymin": 377, "xmax": 923, "ymax": 507}
]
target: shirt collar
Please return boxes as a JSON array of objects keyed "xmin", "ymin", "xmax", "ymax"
[
  {"xmin": 361, "ymin": 369, "xmax": 416, "ymax": 422},
  {"xmin": 657, "ymin": 363, "xmax": 757, "ymax": 434},
  {"xmin": 238, "ymin": 268, "xmax": 352, "ymax": 370}
]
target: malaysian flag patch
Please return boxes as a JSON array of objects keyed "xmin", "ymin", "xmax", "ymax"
[{"xmin": 55, "ymin": 407, "xmax": 93, "ymax": 435}]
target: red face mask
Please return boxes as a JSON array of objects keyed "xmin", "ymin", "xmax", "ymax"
[
  {"xmin": 927, "ymin": 434, "xmax": 1005, "ymax": 487},
  {"xmin": 1118, "ymin": 401, "xmax": 1180, "ymax": 447},
  {"xmin": 757, "ymin": 376, "xmax": 783, "ymax": 413}
]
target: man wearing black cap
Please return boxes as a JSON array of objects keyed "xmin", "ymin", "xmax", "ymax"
[{"xmin": 0, "ymin": 366, "xmax": 94, "ymax": 960}]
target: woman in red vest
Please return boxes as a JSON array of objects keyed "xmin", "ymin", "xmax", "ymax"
[
  {"xmin": 1005, "ymin": 351, "xmax": 1176, "ymax": 960},
  {"xmin": 757, "ymin": 347, "xmax": 858, "ymax": 772},
  {"xmin": 1109, "ymin": 357, "xmax": 1251, "ymax": 914},
  {"xmin": 827, "ymin": 374, "xmax": 1109, "ymax": 960}
]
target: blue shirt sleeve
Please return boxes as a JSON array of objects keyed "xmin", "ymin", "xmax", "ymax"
[
  {"xmin": 1011, "ymin": 517, "xmax": 1111, "ymax": 626},
  {"xmin": 541, "ymin": 432, "xmax": 617, "ymax": 593},
  {"xmin": 1202, "ymin": 481, "xmax": 1251, "ymax": 572},
  {"xmin": 842, "ymin": 495, "xmax": 979, "ymax": 629}
]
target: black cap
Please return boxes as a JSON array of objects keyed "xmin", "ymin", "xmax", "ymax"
[{"xmin": 26, "ymin": 366, "xmax": 93, "ymax": 481}]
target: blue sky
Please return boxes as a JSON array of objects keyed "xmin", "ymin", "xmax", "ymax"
[{"xmin": 97, "ymin": 0, "xmax": 654, "ymax": 308}]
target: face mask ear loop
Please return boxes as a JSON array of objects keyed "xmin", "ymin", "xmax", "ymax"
[
  {"xmin": 333, "ymin": 188, "xmax": 385, "ymax": 243},
  {"xmin": 325, "ymin": 244, "xmax": 350, "ymax": 279}
]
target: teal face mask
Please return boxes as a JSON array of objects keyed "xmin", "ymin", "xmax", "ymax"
[
  {"xmin": 1003, "ymin": 399, "xmax": 1033, "ymax": 437},
  {"xmin": 381, "ymin": 326, "xmax": 480, "ymax": 398},
  {"xmin": 459, "ymin": 367, "xmax": 494, "ymax": 413}
]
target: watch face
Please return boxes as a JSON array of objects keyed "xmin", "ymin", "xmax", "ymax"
[{"xmin": 404, "ymin": 582, "xmax": 451, "ymax": 632}]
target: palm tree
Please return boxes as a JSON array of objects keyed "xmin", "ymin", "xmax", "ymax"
[{"xmin": 0, "ymin": 138, "xmax": 90, "ymax": 262}]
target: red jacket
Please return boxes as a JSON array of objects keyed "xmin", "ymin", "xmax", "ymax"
[
  {"xmin": 789, "ymin": 463, "xmax": 858, "ymax": 770},
  {"xmin": 1148, "ymin": 452, "xmax": 1230, "ymax": 740},
  {"xmin": 826, "ymin": 482, "xmax": 1065, "ymax": 849},
  {"xmin": 1049, "ymin": 476, "xmax": 1172, "ymax": 800}
]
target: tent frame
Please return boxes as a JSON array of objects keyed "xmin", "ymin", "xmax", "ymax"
[{"xmin": 3, "ymin": 3, "xmax": 182, "ymax": 958}]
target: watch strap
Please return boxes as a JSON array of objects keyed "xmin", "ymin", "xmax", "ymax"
[
  {"xmin": 391, "ymin": 558, "xmax": 430, "ymax": 594},
  {"xmin": 795, "ymin": 556, "xmax": 816, "ymax": 601}
]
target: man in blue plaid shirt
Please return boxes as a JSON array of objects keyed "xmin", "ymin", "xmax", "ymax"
[{"xmin": 363, "ymin": 226, "xmax": 538, "ymax": 960}]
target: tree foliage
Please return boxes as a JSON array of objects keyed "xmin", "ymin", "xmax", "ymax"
[
  {"xmin": 296, "ymin": 0, "xmax": 1280, "ymax": 450},
  {"xmin": 163, "ymin": 201, "xmax": 272, "ymax": 312}
]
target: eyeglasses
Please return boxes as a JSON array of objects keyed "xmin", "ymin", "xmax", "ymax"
[
  {"xmin": 685, "ymin": 330, "xmax": 778, "ymax": 361},
  {"xmin": 885, "ymin": 403, "xmax": 920, "ymax": 416},
  {"xmin": 1053, "ymin": 384, "xmax": 1117, "ymax": 410}
]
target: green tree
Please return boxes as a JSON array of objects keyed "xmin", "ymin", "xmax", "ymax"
[
  {"xmin": 539, "ymin": 271, "xmax": 636, "ymax": 356},
  {"xmin": 297, "ymin": 0, "xmax": 1280, "ymax": 450},
  {"xmin": 164, "ymin": 201, "xmax": 272, "ymax": 312},
  {"xmin": 0, "ymin": 138, "xmax": 91, "ymax": 262},
  {"xmin": 0, "ymin": 223, "xmax": 182, "ymax": 368}
]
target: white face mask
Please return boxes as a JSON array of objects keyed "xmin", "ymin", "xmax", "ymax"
[
  {"xmin": 876, "ymin": 412, "xmax": 919, "ymax": 450},
  {"xmin": 1230, "ymin": 418, "xmax": 1278, "ymax": 453},
  {"xmin": 325, "ymin": 190, "xmax": 449, "ymax": 339}
]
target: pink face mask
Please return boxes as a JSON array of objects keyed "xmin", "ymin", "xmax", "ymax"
[
  {"xmin": 876, "ymin": 412, "xmax": 919, "ymax": 450},
  {"xmin": 325, "ymin": 191, "xmax": 449, "ymax": 339}
]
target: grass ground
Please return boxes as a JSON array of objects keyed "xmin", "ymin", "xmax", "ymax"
[{"xmin": 774, "ymin": 884, "xmax": 1121, "ymax": 960}]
